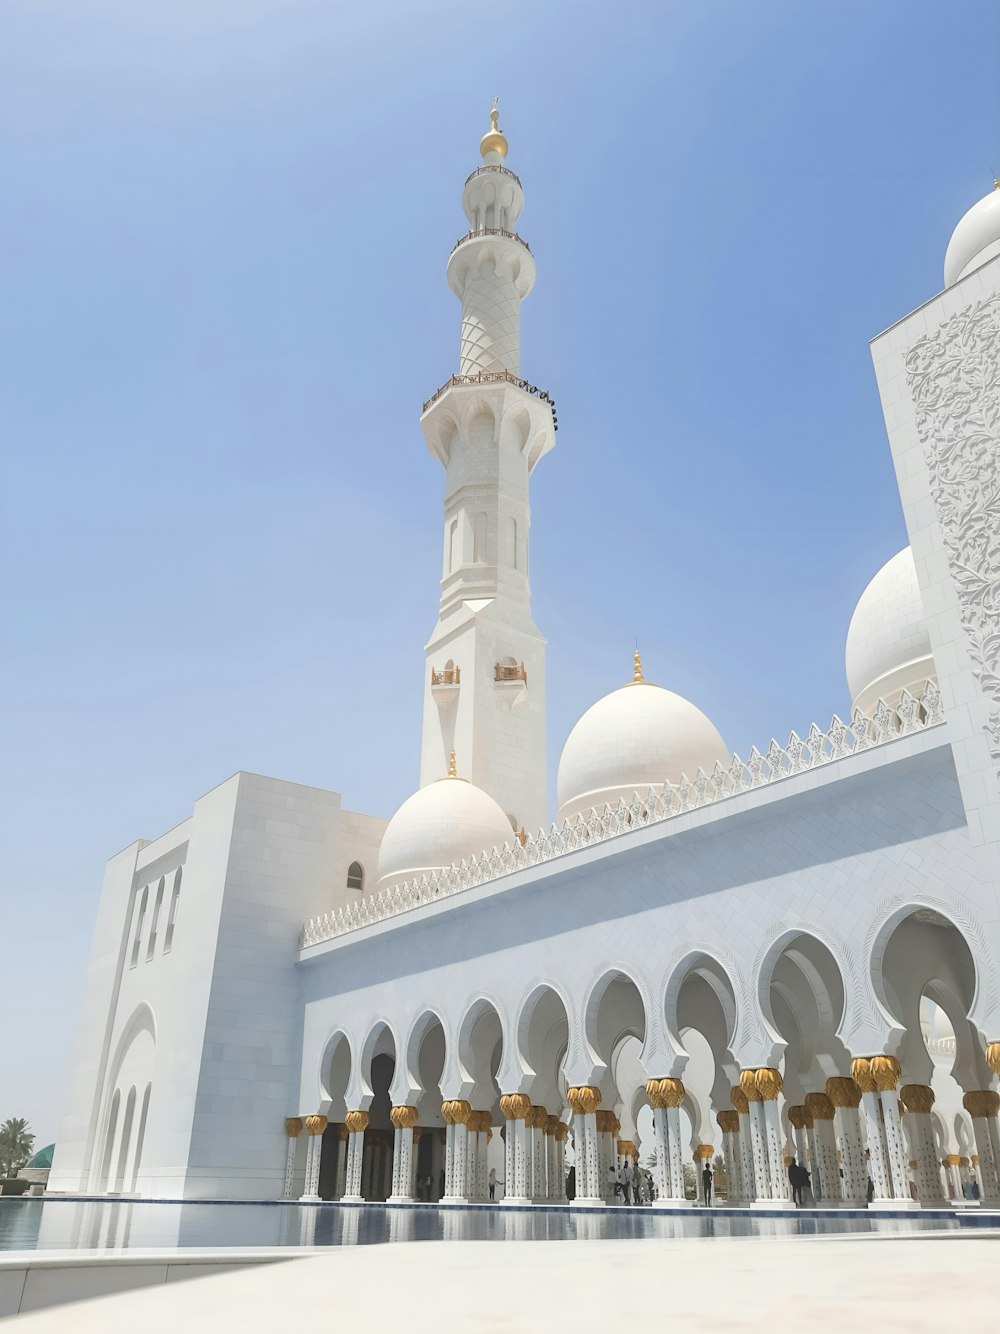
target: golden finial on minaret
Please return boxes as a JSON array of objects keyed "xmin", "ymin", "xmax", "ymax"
[
  {"xmin": 633, "ymin": 649, "xmax": 644, "ymax": 684},
  {"xmin": 448, "ymin": 749, "xmax": 458, "ymax": 778},
  {"xmin": 480, "ymin": 96, "xmax": 509, "ymax": 162}
]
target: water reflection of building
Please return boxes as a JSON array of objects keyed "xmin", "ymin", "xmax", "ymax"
[{"xmin": 49, "ymin": 109, "xmax": 1000, "ymax": 1215}]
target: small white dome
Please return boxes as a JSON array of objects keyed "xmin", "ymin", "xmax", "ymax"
[
  {"xmin": 556, "ymin": 656, "xmax": 729, "ymax": 823},
  {"xmin": 845, "ymin": 546, "xmax": 936, "ymax": 717},
  {"xmin": 376, "ymin": 767, "xmax": 514, "ymax": 891},
  {"xmin": 944, "ymin": 184, "xmax": 1000, "ymax": 287}
]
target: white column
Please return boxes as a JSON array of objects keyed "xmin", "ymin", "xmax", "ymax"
[
  {"xmin": 283, "ymin": 1118, "xmax": 302, "ymax": 1199},
  {"xmin": 568, "ymin": 1089, "xmax": 602, "ymax": 1203},
  {"xmin": 500, "ymin": 1094, "xmax": 530, "ymax": 1204},
  {"xmin": 335, "ymin": 1128, "xmax": 348, "ymax": 1199},
  {"xmin": 963, "ymin": 1092, "xmax": 1000, "ymax": 1203},
  {"xmin": 758, "ymin": 1082, "xmax": 787, "ymax": 1202},
  {"xmin": 852, "ymin": 1061, "xmax": 890, "ymax": 1204},
  {"xmin": 746, "ymin": 1098, "xmax": 772, "ymax": 1203},
  {"xmin": 552, "ymin": 1125, "xmax": 567, "ymax": 1200},
  {"xmin": 664, "ymin": 1107, "xmax": 687, "ymax": 1202},
  {"xmin": 803, "ymin": 1122, "xmax": 820, "ymax": 1202},
  {"xmin": 868, "ymin": 1056, "xmax": 913, "ymax": 1202},
  {"xmin": 299, "ymin": 1114, "xmax": 327, "ymax": 1201},
  {"xmin": 945, "ymin": 1156, "xmax": 963, "ymax": 1200},
  {"xmin": 900, "ymin": 1086, "xmax": 947, "ymax": 1206},
  {"xmin": 828, "ymin": 1079, "xmax": 867, "ymax": 1206},
  {"xmin": 805, "ymin": 1094, "xmax": 840, "ymax": 1205},
  {"xmin": 343, "ymin": 1111, "xmax": 367, "ymax": 1202},
  {"xmin": 452, "ymin": 1119, "xmax": 470, "ymax": 1201},
  {"xmin": 388, "ymin": 1107, "xmax": 418, "ymax": 1202},
  {"xmin": 717, "ymin": 1111, "xmax": 742, "ymax": 1205},
  {"xmin": 444, "ymin": 1119, "xmax": 456, "ymax": 1197},
  {"xmin": 733, "ymin": 1092, "xmax": 756, "ymax": 1207},
  {"xmin": 786, "ymin": 1108, "xmax": 809, "ymax": 1189}
]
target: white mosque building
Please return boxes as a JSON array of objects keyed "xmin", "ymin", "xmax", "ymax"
[{"xmin": 48, "ymin": 109, "xmax": 1000, "ymax": 1212}]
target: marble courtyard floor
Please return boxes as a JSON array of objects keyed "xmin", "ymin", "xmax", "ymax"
[{"xmin": 5, "ymin": 1233, "xmax": 1000, "ymax": 1331}]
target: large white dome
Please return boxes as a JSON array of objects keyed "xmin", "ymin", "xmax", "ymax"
[
  {"xmin": 845, "ymin": 546, "xmax": 936, "ymax": 717},
  {"xmin": 944, "ymin": 184, "xmax": 1000, "ymax": 287},
  {"xmin": 556, "ymin": 656, "xmax": 729, "ymax": 824},
  {"xmin": 376, "ymin": 765, "xmax": 514, "ymax": 892}
]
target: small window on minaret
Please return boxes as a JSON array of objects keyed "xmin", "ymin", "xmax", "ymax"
[
  {"xmin": 448, "ymin": 519, "xmax": 458, "ymax": 572},
  {"xmin": 507, "ymin": 517, "xmax": 518, "ymax": 569},
  {"xmin": 347, "ymin": 862, "xmax": 364, "ymax": 891},
  {"xmin": 473, "ymin": 512, "xmax": 487, "ymax": 562}
]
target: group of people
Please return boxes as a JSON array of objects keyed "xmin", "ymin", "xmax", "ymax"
[{"xmin": 608, "ymin": 1158, "xmax": 654, "ymax": 1204}]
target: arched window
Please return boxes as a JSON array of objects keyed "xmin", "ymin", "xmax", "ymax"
[
  {"xmin": 164, "ymin": 867, "xmax": 181, "ymax": 954},
  {"xmin": 130, "ymin": 887, "xmax": 148, "ymax": 969},
  {"xmin": 473, "ymin": 512, "xmax": 487, "ymax": 563},
  {"xmin": 146, "ymin": 877, "xmax": 165, "ymax": 962},
  {"xmin": 506, "ymin": 516, "xmax": 518, "ymax": 569},
  {"xmin": 347, "ymin": 862, "xmax": 364, "ymax": 891},
  {"xmin": 448, "ymin": 519, "xmax": 458, "ymax": 573}
]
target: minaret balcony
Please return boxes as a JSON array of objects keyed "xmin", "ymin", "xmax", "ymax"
[
  {"xmin": 495, "ymin": 661, "xmax": 527, "ymax": 684},
  {"xmin": 422, "ymin": 368, "xmax": 556, "ymax": 424},
  {"xmin": 421, "ymin": 369, "xmax": 557, "ymax": 474},
  {"xmin": 451, "ymin": 226, "xmax": 531, "ymax": 257},
  {"xmin": 494, "ymin": 660, "xmax": 528, "ymax": 711},
  {"xmin": 464, "ymin": 164, "xmax": 522, "ymax": 189},
  {"xmin": 431, "ymin": 666, "xmax": 461, "ymax": 686}
]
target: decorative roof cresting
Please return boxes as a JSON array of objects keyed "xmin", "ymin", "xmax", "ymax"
[{"xmin": 301, "ymin": 681, "xmax": 945, "ymax": 950}]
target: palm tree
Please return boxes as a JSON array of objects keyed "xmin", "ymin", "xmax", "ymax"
[{"xmin": 0, "ymin": 1119, "xmax": 35, "ymax": 1178}]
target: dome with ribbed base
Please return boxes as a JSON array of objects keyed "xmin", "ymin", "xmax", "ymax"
[
  {"xmin": 845, "ymin": 546, "xmax": 937, "ymax": 716},
  {"xmin": 376, "ymin": 757, "xmax": 514, "ymax": 891},
  {"xmin": 556, "ymin": 655, "xmax": 729, "ymax": 823}
]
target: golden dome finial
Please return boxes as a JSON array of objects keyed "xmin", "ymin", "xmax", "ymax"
[
  {"xmin": 480, "ymin": 96, "xmax": 508, "ymax": 162},
  {"xmin": 448, "ymin": 749, "xmax": 458, "ymax": 778},
  {"xmin": 633, "ymin": 649, "xmax": 644, "ymax": 684}
]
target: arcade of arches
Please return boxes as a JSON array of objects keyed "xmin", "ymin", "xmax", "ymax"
[{"xmin": 287, "ymin": 915, "xmax": 1000, "ymax": 1209}]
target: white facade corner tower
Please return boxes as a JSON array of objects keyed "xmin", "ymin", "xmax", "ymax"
[{"xmin": 419, "ymin": 102, "xmax": 556, "ymax": 833}]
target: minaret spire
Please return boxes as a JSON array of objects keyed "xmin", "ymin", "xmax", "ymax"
[
  {"xmin": 480, "ymin": 98, "xmax": 508, "ymax": 161},
  {"xmin": 417, "ymin": 110, "xmax": 557, "ymax": 833}
]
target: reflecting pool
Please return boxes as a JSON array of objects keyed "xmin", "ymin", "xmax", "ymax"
[{"xmin": 1, "ymin": 1199, "xmax": 992, "ymax": 1253}]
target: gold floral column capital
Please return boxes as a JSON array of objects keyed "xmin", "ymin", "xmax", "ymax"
[
  {"xmin": 900, "ymin": 1084, "xmax": 935, "ymax": 1114},
  {"xmin": 739, "ymin": 1071, "xmax": 763, "ymax": 1103},
  {"xmin": 652, "ymin": 1077, "xmax": 685, "ymax": 1108},
  {"xmin": 964, "ymin": 1089, "xmax": 1000, "ymax": 1118},
  {"xmin": 499, "ymin": 1093, "xmax": 532, "ymax": 1121},
  {"xmin": 986, "ymin": 1042, "xmax": 1000, "ymax": 1079},
  {"xmin": 390, "ymin": 1105, "xmax": 420, "ymax": 1130},
  {"xmin": 755, "ymin": 1068, "xmax": 783, "ymax": 1101},
  {"xmin": 826, "ymin": 1076, "xmax": 862, "ymax": 1109},
  {"xmin": 285, "ymin": 1117, "xmax": 303, "ymax": 1138},
  {"xmin": 567, "ymin": 1086, "xmax": 601, "ymax": 1116},
  {"xmin": 869, "ymin": 1055, "xmax": 902, "ymax": 1092},
  {"xmin": 804, "ymin": 1091, "xmax": 835, "ymax": 1122},
  {"xmin": 305, "ymin": 1114, "xmax": 329, "ymax": 1136},
  {"xmin": 716, "ymin": 1110, "xmax": 739, "ymax": 1134},
  {"xmin": 695, "ymin": 1144, "xmax": 715, "ymax": 1160},
  {"xmin": 730, "ymin": 1086, "xmax": 750, "ymax": 1115},
  {"xmin": 344, "ymin": 1110, "xmax": 369, "ymax": 1134},
  {"xmin": 786, "ymin": 1104, "xmax": 813, "ymax": 1130},
  {"xmin": 850, "ymin": 1058, "xmax": 876, "ymax": 1093}
]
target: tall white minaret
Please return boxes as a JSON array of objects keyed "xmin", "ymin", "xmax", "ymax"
[{"xmin": 419, "ymin": 103, "xmax": 556, "ymax": 833}]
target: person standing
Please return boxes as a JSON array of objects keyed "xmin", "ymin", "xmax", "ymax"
[
  {"xmin": 608, "ymin": 1161, "xmax": 619, "ymax": 1202},
  {"xmin": 702, "ymin": 1162, "xmax": 713, "ymax": 1206},
  {"xmin": 788, "ymin": 1157, "xmax": 804, "ymax": 1207},
  {"xmin": 488, "ymin": 1166, "xmax": 497, "ymax": 1201},
  {"xmin": 621, "ymin": 1159, "xmax": 632, "ymax": 1205}
]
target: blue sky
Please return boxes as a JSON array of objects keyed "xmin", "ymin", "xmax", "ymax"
[{"xmin": 3, "ymin": 0, "xmax": 999, "ymax": 1146}]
